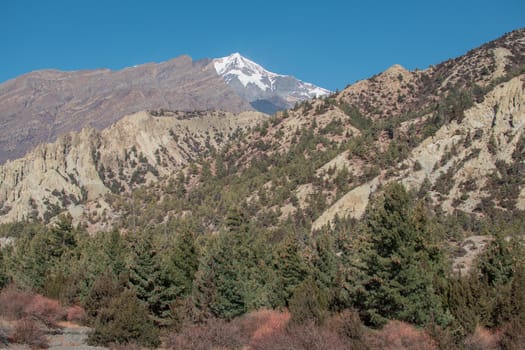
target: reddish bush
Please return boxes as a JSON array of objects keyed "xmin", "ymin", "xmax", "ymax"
[
  {"xmin": 368, "ymin": 320, "xmax": 438, "ymax": 350},
  {"xmin": 425, "ymin": 322, "xmax": 457, "ymax": 350},
  {"xmin": 66, "ymin": 305, "xmax": 86, "ymax": 323},
  {"xmin": 325, "ymin": 310, "xmax": 368, "ymax": 350},
  {"xmin": 25, "ymin": 294, "xmax": 65, "ymax": 327},
  {"xmin": 238, "ymin": 309, "xmax": 290, "ymax": 344},
  {"xmin": 0, "ymin": 284, "xmax": 34, "ymax": 320},
  {"xmin": 251, "ymin": 321, "xmax": 347, "ymax": 350},
  {"xmin": 166, "ymin": 318, "xmax": 245, "ymax": 350},
  {"xmin": 11, "ymin": 317, "xmax": 49, "ymax": 349},
  {"xmin": 500, "ymin": 320, "xmax": 525, "ymax": 350},
  {"xmin": 0, "ymin": 284, "xmax": 67, "ymax": 327},
  {"xmin": 464, "ymin": 325, "xmax": 502, "ymax": 350}
]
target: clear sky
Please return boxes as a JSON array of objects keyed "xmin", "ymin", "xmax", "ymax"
[{"xmin": 1, "ymin": 0, "xmax": 524, "ymax": 91}]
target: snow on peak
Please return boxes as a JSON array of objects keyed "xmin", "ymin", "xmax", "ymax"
[
  {"xmin": 212, "ymin": 53, "xmax": 331, "ymax": 109},
  {"xmin": 213, "ymin": 53, "xmax": 281, "ymax": 91}
]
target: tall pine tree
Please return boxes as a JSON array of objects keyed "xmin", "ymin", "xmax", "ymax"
[
  {"xmin": 361, "ymin": 183, "xmax": 449, "ymax": 327},
  {"xmin": 128, "ymin": 230, "xmax": 178, "ymax": 323}
]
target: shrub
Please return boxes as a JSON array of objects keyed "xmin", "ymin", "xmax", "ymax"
[
  {"xmin": 425, "ymin": 322, "xmax": 458, "ymax": 350},
  {"xmin": 325, "ymin": 309, "xmax": 368, "ymax": 350},
  {"xmin": 0, "ymin": 284, "xmax": 33, "ymax": 320},
  {"xmin": 0, "ymin": 326, "xmax": 8, "ymax": 346},
  {"xmin": 242, "ymin": 309, "xmax": 290, "ymax": 345},
  {"xmin": 368, "ymin": 320, "xmax": 437, "ymax": 350},
  {"xmin": 83, "ymin": 270, "xmax": 122, "ymax": 325},
  {"xmin": 25, "ymin": 294, "xmax": 64, "ymax": 327},
  {"xmin": 88, "ymin": 289, "xmax": 160, "ymax": 348},
  {"xmin": 11, "ymin": 317, "xmax": 49, "ymax": 349},
  {"xmin": 108, "ymin": 342, "xmax": 142, "ymax": 350},
  {"xmin": 250, "ymin": 321, "xmax": 347, "ymax": 350},
  {"xmin": 0, "ymin": 285, "xmax": 65, "ymax": 327},
  {"xmin": 66, "ymin": 305, "xmax": 86, "ymax": 323},
  {"xmin": 500, "ymin": 320, "xmax": 525, "ymax": 350},
  {"xmin": 166, "ymin": 318, "xmax": 245, "ymax": 350},
  {"xmin": 463, "ymin": 325, "xmax": 501, "ymax": 350}
]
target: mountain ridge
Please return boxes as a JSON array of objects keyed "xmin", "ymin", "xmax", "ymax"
[
  {"xmin": 0, "ymin": 52, "xmax": 331, "ymax": 164},
  {"xmin": 0, "ymin": 55, "xmax": 253, "ymax": 164}
]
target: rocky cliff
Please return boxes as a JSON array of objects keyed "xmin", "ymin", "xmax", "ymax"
[{"xmin": 0, "ymin": 110, "xmax": 265, "ymax": 225}]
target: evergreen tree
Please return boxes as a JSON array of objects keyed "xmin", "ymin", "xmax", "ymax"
[
  {"xmin": 84, "ymin": 269, "xmax": 124, "ymax": 324},
  {"xmin": 272, "ymin": 232, "xmax": 310, "ymax": 306},
  {"xmin": 192, "ymin": 208, "xmax": 272, "ymax": 319},
  {"xmin": 128, "ymin": 230, "xmax": 178, "ymax": 323},
  {"xmin": 470, "ymin": 234, "xmax": 525, "ymax": 328},
  {"xmin": 312, "ymin": 232, "xmax": 338, "ymax": 299},
  {"xmin": 88, "ymin": 289, "xmax": 160, "ymax": 347},
  {"xmin": 167, "ymin": 226, "xmax": 199, "ymax": 299},
  {"xmin": 192, "ymin": 234, "xmax": 246, "ymax": 319},
  {"xmin": 46, "ymin": 214, "xmax": 77, "ymax": 259},
  {"xmin": 361, "ymin": 183, "xmax": 448, "ymax": 327},
  {"xmin": 0, "ymin": 248, "xmax": 8, "ymax": 289},
  {"xmin": 289, "ymin": 278, "xmax": 328, "ymax": 326},
  {"xmin": 17, "ymin": 230, "xmax": 50, "ymax": 290},
  {"xmin": 478, "ymin": 233, "xmax": 519, "ymax": 286},
  {"xmin": 102, "ymin": 229, "xmax": 127, "ymax": 276}
]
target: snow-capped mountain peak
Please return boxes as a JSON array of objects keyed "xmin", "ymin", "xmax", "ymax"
[
  {"xmin": 213, "ymin": 53, "xmax": 281, "ymax": 91},
  {"xmin": 212, "ymin": 53, "xmax": 330, "ymax": 114}
]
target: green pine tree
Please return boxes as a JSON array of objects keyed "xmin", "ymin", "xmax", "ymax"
[
  {"xmin": 128, "ymin": 230, "xmax": 178, "ymax": 323},
  {"xmin": 289, "ymin": 278, "xmax": 328, "ymax": 326},
  {"xmin": 45, "ymin": 214, "xmax": 78, "ymax": 260},
  {"xmin": 361, "ymin": 183, "xmax": 448, "ymax": 327},
  {"xmin": 312, "ymin": 232, "xmax": 338, "ymax": 305},
  {"xmin": 167, "ymin": 226, "xmax": 199, "ymax": 299},
  {"xmin": 192, "ymin": 208, "xmax": 273, "ymax": 319},
  {"xmin": 0, "ymin": 248, "xmax": 9, "ymax": 289},
  {"xmin": 272, "ymin": 232, "xmax": 310, "ymax": 306},
  {"xmin": 192, "ymin": 234, "xmax": 246, "ymax": 319}
]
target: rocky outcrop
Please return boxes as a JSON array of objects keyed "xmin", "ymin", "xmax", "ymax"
[
  {"xmin": 313, "ymin": 74, "xmax": 525, "ymax": 229},
  {"xmin": 0, "ymin": 110, "xmax": 266, "ymax": 224}
]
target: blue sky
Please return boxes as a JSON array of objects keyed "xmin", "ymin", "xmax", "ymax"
[{"xmin": 1, "ymin": 0, "xmax": 524, "ymax": 91}]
